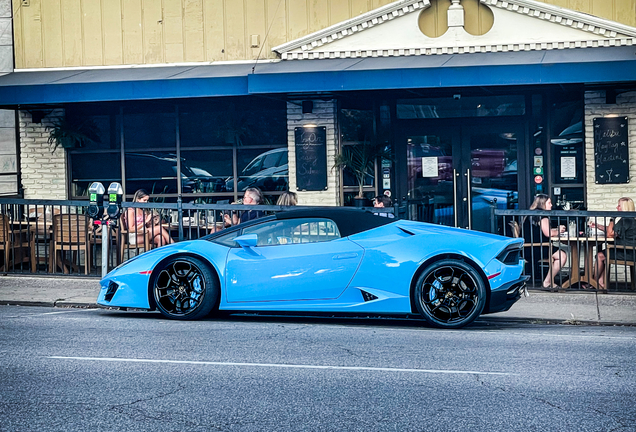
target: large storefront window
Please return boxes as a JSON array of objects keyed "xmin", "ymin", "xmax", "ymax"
[
  {"xmin": 68, "ymin": 98, "xmax": 287, "ymax": 203},
  {"xmin": 549, "ymin": 92, "xmax": 585, "ymax": 209},
  {"xmin": 339, "ymin": 103, "xmax": 378, "ymax": 205}
]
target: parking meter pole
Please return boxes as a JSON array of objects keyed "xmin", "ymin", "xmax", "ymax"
[
  {"xmin": 177, "ymin": 197, "xmax": 184, "ymax": 242},
  {"xmin": 102, "ymin": 222, "xmax": 109, "ymax": 278}
]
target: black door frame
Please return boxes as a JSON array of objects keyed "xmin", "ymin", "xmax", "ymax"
[{"xmin": 395, "ymin": 117, "xmax": 528, "ymax": 229}]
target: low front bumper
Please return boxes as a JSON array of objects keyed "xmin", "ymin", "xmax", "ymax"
[{"xmin": 484, "ymin": 275, "xmax": 530, "ymax": 314}]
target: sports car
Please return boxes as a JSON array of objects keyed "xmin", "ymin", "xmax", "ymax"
[{"xmin": 98, "ymin": 208, "xmax": 527, "ymax": 329}]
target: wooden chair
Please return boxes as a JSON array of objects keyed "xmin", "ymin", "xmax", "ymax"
[
  {"xmin": 605, "ymin": 243, "xmax": 636, "ymax": 291},
  {"xmin": 0, "ymin": 215, "xmax": 30, "ymax": 271},
  {"xmin": 117, "ymin": 212, "xmax": 151, "ymax": 263},
  {"xmin": 51, "ymin": 214, "xmax": 91, "ymax": 274}
]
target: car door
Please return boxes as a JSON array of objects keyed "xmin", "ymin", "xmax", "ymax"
[{"xmin": 225, "ymin": 217, "xmax": 364, "ymax": 302}]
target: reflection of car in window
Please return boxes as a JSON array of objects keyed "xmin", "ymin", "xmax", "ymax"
[
  {"xmin": 125, "ymin": 153, "xmax": 222, "ymax": 194},
  {"xmin": 225, "ymin": 148, "xmax": 289, "ymax": 192}
]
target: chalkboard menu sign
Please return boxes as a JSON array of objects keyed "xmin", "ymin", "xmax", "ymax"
[
  {"xmin": 594, "ymin": 117, "xmax": 630, "ymax": 184},
  {"xmin": 295, "ymin": 126, "xmax": 328, "ymax": 191}
]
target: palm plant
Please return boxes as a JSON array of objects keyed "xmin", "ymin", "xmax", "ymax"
[
  {"xmin": 47, "ymin": 117, "xmax": 99, "ymax": 152},
  {"xmin": 333, "ymin": 140, "xmax": 388, "ymax": 199}
]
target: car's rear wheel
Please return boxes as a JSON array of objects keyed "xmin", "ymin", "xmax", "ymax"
[
  {"xmin": 414, "ymin": 259, "xmax": 486, "ymax": 329},
  {"xmin": 152, "ymin": 256, "xmax": 218, "ymax": 320}
]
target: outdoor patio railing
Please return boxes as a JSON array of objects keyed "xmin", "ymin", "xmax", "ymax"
[
  {"xmin": 494, "ymin": 209, "xmax": 636, "ymax": 292},
  {"xmin": 0, "ymin": 198, "xmax": 393, "ymax": 277}
]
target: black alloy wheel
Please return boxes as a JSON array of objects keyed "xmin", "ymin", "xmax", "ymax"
[
  {"xmin": 152, "ymin": 256, "xmax": 219, "ymax": 320},
  {"xmin": 414, "ymin": 259, "xmax": 486, "ymax": 329}
]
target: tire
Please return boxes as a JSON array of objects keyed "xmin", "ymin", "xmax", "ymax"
[
  {"xmin": 414, "ymin": 259, "xmax": 486, "ymax": 329},
  {"xmin": 152, "ymin": 256, "xmax": 219, "ymax": 320}
]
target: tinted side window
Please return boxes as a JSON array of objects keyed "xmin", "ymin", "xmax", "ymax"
[
  {"xmin": 242, "ymin": 218, "xmax": 341, "ymax": 246},
  {"xmin": 212, "ymin": 230, "xmax": 240, "ymax": 247}
]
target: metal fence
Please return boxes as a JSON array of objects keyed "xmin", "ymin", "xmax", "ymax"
[
  {"xmin": 0, "ymin": 198, "xmax": 393, "ymax": 277},
  {"xmin": 495, "ymin": 209, "xmax": 636, "ymax": 292}
]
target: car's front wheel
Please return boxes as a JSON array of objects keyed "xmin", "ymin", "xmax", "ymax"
[
  {"xmin": 152, "ymin": 256, "xmax": 219, "ymax": 320},
  {"xmin": 414, "ymin": 259, "xmax": 486, "ymax": 329}
]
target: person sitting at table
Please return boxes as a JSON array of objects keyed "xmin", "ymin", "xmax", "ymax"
[
  {"xmin": 523, "ymin": 194, "xmax": 567, "ymax": 289},
  {"xmin": 276, "ymin": 191, "xmax": 298, "ymax": 206},
  {"xmin": 223, "ymin": 187, "xmax": 265, "ymax": 227},
  {"xmin": 373, "ymin": 195, "xmax": 395, "ymax": 218},
  {"xmin": 592, "ymin": 197, "xmax": 636, "ymax": 289},
  {"xmin": 126, "ymin": 189, "xmax": 174, "ymax": 248}
]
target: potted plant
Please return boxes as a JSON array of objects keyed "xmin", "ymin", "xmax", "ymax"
[
  {"xmin": 333, "ymin": 140, "xmax": 387, "ymax": 207},
  {"xmin": 47, "ymin": 117, "xmax": 98, "ymax": 152}
]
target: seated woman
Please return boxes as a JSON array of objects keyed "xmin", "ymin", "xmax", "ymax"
[
  {"xmin": 523, "ymin": 194, "xmax": 567, "ymax": 289},
  {"xmin": 126, "ymin": 189, "xmax": 174, "ymax": 248},
  {"xmin": 592, "ymin": 197, "xmax": 636, "ymax": 289}
]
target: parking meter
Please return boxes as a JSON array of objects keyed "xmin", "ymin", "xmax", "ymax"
[
  {"xmin": 87, "ymin": 182, "xmax": 105, "ymax": 219},
  {"xmin": 107, "ymin": 182, "xmax": 124, "ymax": 220}
]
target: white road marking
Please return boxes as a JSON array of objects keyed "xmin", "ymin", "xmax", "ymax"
[{"xmin": 48, "ymin": 356, "xmax": 514, "ymax": 376}]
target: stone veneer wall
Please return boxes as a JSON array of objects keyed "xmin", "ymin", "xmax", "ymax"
[
  {"xmin": 286, "ymin": 100, "xmax": 340, "ymax": 206},
  {"xmin": 585, "ymin": 90, "xmax": 636, "ymax": 210},
  {"xmin": 19, "ymin": 109, "xmax": 67, "ymax": 199}
]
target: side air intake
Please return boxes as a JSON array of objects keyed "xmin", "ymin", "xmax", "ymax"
[
  {"xmin": 360, "ymin": 290, "xmax": 378, "ymax": 302},
  {"xmin": 104, "ymin": 281, "xmax": 119, "ymax": 302}
]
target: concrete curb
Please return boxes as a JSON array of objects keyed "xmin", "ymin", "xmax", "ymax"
[{"xmin": 1, "ymin": 275, "xmax": 635, "ymax": 326}]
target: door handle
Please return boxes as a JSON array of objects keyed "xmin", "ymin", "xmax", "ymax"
[
  {"xmin": 465, "ymin": 168, "xmax": 472, "ymax": 230},
  {"xmin": 453, "ymin": 169, "xmax": 458, "ymax": 228},
  {"xmin": 333, "ymin": 253, "xmax": 359, "ymax": 260}
]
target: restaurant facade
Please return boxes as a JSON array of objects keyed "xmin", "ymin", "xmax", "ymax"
[{"xmin": 0, "ymin": 0, "xmax": 635, "ymax": 233}]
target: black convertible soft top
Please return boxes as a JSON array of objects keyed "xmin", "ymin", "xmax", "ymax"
[{"xmin": 275, "ymin": 208, "xmax": 394, "ymax": 237}]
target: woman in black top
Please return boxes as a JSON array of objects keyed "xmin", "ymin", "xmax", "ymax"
[
  {"xmin": 523, "ymin": 194, "xmax": 567, "ymax": 289},
  {"xmin": 591, "ymin": 197, "xmax": 636, "ymax": 289}
]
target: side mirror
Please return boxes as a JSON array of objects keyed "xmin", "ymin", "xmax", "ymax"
[{"xmin": 235, "ymin": 233, "xmax": 258, "ymax": 249}]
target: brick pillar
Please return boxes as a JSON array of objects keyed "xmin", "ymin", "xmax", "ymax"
[
  {"xmin": 287, "ymin": 99, "xmax": 340, "ymax": 206},
  {"xmin": 19, "ymin": 109, "xmax": 68, "ymax": 200},
  {"xmin": 584, "ymin": 91, "xmax": 636, "ymax": 210}
]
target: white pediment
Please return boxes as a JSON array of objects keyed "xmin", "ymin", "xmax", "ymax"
[{"xmin": 273, "ymin": 0, "xmax": 636, "ymax": 60}]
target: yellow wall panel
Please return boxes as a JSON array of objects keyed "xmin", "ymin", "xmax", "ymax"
[
  {"xmin": 204, "ymin": 0, "xmax": 226, "ymax": 61},
  {"xmin": 545, "ymin": 0, "xmax": 569, "ymax": 8},
  {"xmin": 101, "ymin": 0, "xmax": 123, "ymax": 65},
  {"xmin": 62, "ymin": 0, "xmax": 83, "ymax": 65},
  {"xmin": 41, "ymin": 0, "xmax": 63, "ymax": 67},
  {"xmin": 615, "ymin": 0, "xmax": 636, "ymax": 27},
  {"xmin": 184, "ymin": 0, "xmax": 205, "ymax": 62},
  {"xmin": 21, "ymin": 0, "xmax": 44, "ymax": 68},
  {"xmin": 245, "ymin": 0, "xmax": 266, "ymax": 60},
  {"xmin": 142, "ymin": 0, "xmax": 163, "ymax": 64},
  {"xmin": 224, "ymin": 0, "xmax": 246, "ymax": 61},
  {"xmin": 329, "ymin": 0, "xmax": 349, "ymax": 25},
  {"xmin": 591, "ymin": 0, "xmax": 614, "ymax": 21},
  {"xmin": 122, "ymin": 0, "xmax": 143, "ymax": 64},
  {"xmin": 12, "ymin": 0, "xmax": 636, "ymax": 68},
  {"xmin": 263, "ymin": 0, "xmax": 287, "ymax": 55},
  {"xmin": 569, "ymin": 0, "xmax": 592, "ymax": 14},
  {"xmin": 350, "ymin": 0, "xmax": 370, "ymax": 16},
  {"xmin": 13, "ymin": 1, "xmax": 25, "ymax": 68},
  {"xmin": 287, "ymin": 0, "xmax": 308, "ymax": 41},
  {"xmin": 164, "ymin": 0, "xmax": 185, "ymax": 63},
  {"xmin": 81, "ymin": 0, "xmax": 104, "ymax": 66},
  {"xmin": 308, "ymin": 0, "xmax": 329, "ymax": 34}
]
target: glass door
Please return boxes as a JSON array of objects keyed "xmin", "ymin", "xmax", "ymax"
[
  {"xmin": 401, "ymin": 123, "xmax": 460, "ymax": 227},
  {"xmin": 399, "ymin": 121, "xmax": 523, "ymax": 232},
  {"xmin": 461, "ymin": 124, "xmax": 523, "ymax": 232}
]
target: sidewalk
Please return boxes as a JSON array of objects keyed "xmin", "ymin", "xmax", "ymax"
[{"xmin": 0, "ymin": 275, "xmax": 635, "ymax": 325}]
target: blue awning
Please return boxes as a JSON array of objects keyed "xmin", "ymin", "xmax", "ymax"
[
  {"xmin": 0, "ymin": 46, "xmax": 634, "ymax": 106},
  {"xmin": 0, "ymin": 63, "xmax": 253, "ymax": 105},
  {"xmin": 247, "ymin": 46, "xmax": 636, "ymax": 93}
]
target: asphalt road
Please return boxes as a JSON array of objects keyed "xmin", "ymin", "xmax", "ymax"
[{"xmin": 1, "ymin": 306, "xmax": 635, "ymax": 432}]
